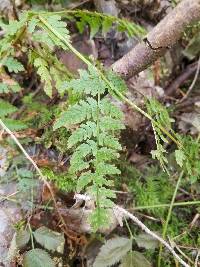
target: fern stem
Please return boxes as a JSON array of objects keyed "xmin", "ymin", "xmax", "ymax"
[
  {"xmin": 95, "ymin": 80, "xmax": 101, "ymax": 213},
  {"xmin": 157, "ymin": 171, "xmax": 184, "ymax": 267}
]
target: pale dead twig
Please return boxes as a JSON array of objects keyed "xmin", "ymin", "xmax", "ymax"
[
  {"xmin": 114, "ymin": 206, "xmax": 190, "ymax": 267},
  {"xmin": 195, "ymin": 250, "xmax": 200, "ymax": 267}
]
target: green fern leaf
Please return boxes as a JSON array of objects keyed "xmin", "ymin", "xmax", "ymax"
[
  {"xmin": 28, "ymin": 17, "xmax": 39, "ymax": 33},
  {"xmin": 76, "ymin": 171, "xmax": 93, "ymax": 192},
  {"xmin": 54, "ymin": 97, "xmax": 98, "ymax": 130},
  {"xmin": 99, "ymin": 134, "xmax": 122, "ymax": 150},
  {"xmin": 40, "ymin": 15, "xmax": 70, "ymax": 49},
  {"xmin": 63, "ymin": 66, "xmax": 107, "ymax": 96},
  {"xmin": 100, "ymin": 98, "xmax": 124, "ymax": 119},
  {"xmin": 0, "ymin": 83, "xmax": 9, "ymax": 93},
  {"xmin": 68, "ymin": 121, "xmax": 97, "ymax": 148},
  {"xmin": 3, "ymin": 118, "xmax": 27, "ymax": 131},
  {"xmin": 0, "ymin": 82, "xmax": 21, "ymax": 94},
  {"xmin": 54, "ymin": 67, "xmax": 124, "ymax": 230},
  {"xmin": 100, "ymin": 117, "xmax": 124, "ymax": 131},
  {"xmin": 34, "ymin": 57, "xmax": 53, "ymax": 97},
  {"xmin": 95, "ymin": 162, "xmax": 121, "ymax": 176},
  {"xmin": 3, "ymin": 57, "xmax": 24, "ymax": 73},
  {"xmin": 0, "ymin": 99, "xmax": 17, "ymax": 117}
]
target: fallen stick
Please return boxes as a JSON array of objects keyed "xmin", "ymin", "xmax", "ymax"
[{"xmin": 112, "ymin": 0, "xmax": 200, "ymax": 79}]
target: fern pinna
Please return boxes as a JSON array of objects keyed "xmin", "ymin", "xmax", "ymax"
[{"xmin": 54, "ymin": 66, "xmax": 125, "ymax": 230}]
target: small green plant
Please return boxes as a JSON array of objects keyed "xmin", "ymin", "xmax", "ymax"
[{"xmin": 54, "ymin": 66, "xmax": 125, "ymax": 230}]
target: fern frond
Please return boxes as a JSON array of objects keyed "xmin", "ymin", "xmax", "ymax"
[
  {"xmin": 54, "ymin": 97, "xmax": 98, "ymax": 129},
  {"xmin": 100, "ymin": 117, "xmax": 124, "ymax": 131},
  {"xmin": 68, "ymin": 121, "xmax": 97, "ymax": 148},
  {"xmin": 99, "ymin": 134, "xmax": 122, "ymax": 150},
  {"xmin": 146, "ymin": 98, "xmax": 175, "ymax": 172},
  {"xmin": 38, "ymin": 14, "xmax": 70, "ymax": 50},
  {"xmin": 60, "ymin": 9, "xmax": 146, "ymax": 38},
  {"xmin": 0, "ymin": 99, "xmax": 17, "ymax": 117},
  {"xmin": 54, "ymin": 68, "xmax": 125, "ymax": 230},
  {"xmin": 63, "ymin": 66, "xmax": 107, "ymax": 96},
  {"xmin": 3, "ymin": 57, "xmax": 24, "ymax": 73},
  {"xmin": 33, "ymin": 57, "xmax": 53, "ymax": 97},
  {"xmin": 0, "ymin": 100, "xmax": 27, "ymax": 131},
  {"xmin": 3, "ymin": 118, "xmax": 27, "ymax": 131}
]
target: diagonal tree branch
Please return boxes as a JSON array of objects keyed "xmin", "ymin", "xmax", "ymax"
[{"xmin": 112, "ymin": 0, "xmax": 200, "ymax": 79}]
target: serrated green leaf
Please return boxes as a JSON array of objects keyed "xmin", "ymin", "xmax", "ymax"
[
  {"xmin": 28, "ymin": 17, "xmax": 39, "ymax": 33},
  {"xmin": 134, "ymin": 233, "xmax": 159, "ymax": 250},
  {"xmin": 34, "ymin": 57, "xmax": 52, "ymax": 97},
  {"xmin": 0, "ymin": 83, "xmax": 9, "ymax": 93},
  {"xmin": 33, "ymin": 226, "xmax": 65, "ymax": 253},
  {"xmin": 39, "ymin": 15, "xmax": 70, "ymax": 49},
  {"xmin": 93, "ymin": 237, "xmax": 132, "ymax": 267},
  {"xmin": 89, "ymin": 208, "xmax": 111, "ymax": 232},
  {"xmin": 3, "ymin": 118, "xmax": 27, "ymax": 131},
  {"xmin": 175, "ymin": 149, "xmax": 186, "ymax": 168},
  {"xmin": 64, "ymin": 67, "xmax": 107, "ymax": 96},
  {"xmin": 16, "ymin": 229, "xmax": 31, "ymax": 249},
  {"xmin": 76, "ymin": 171, "xmax": 93, "ymax": 192},
  {"xmin": 96, "ymin": 162, "xmax": 121, "ymax": 176},
  {"xmin": 68, "ymin": 121, "xmax": 97, "ymax": 148},
  {"xmin": 100, "ymin": 117, "xmax": 124, "ymax": 131},
  {"xmin": 0, "ymin": 99, "xmax": 17, "ymax": 117},
  {"xmin": 23, "ymin": 249, "xmax": 55, "ymax": 267},
  {"xmin": 53, "ymin": 98, "xmax": 98, "ymax": 130},
  {"xmin": 3, "ymin": 57, "xmax": 24, "ymax": 73}
]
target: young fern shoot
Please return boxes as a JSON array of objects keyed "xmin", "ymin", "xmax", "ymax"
[{"xmin": 54, "ymin": 66, "xmax": 125, "ymax": 230}]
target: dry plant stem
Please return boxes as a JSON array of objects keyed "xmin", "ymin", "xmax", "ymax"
[
  {"xmin": 158, "ymin": 171, "xmax": 184, "ymax": 267},
  {"xmin": 165, "ymin": 62, "xmax": 199, "ymax": 96},
  {"xmin": 195, "ymin": 250, "xmax": 200, "ymax": 267},
  {"xmin": 180, "ymin": 56, "xmax": 200, "ymax": 102},
  {"xmin": 168, "ymin": 239, "xmax": 194, "ymax": 265},
  {"xmin": 114, "ymin": 206, "xmax": 190, "ymax": 267},
  {"xmin": 112, "ymin": 0, "xmax": 200, "ymax": 79},
  {"xmin": 0, "ymin": 119, "xmax": 70, "ymax": 237}
]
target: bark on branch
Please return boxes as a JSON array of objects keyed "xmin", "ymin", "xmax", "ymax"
[{"xmin": 112, "ymin": 0, "xmax": 200, "ymax": 79}]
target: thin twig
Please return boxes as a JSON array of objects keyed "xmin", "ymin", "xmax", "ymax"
[
  {"xmin": 0, "ymin": 119, "xmax": 71, "ymax": 238},
  {"xmin": 180, "ymin": 56, "xmax": 200, "ymax": 102},
  {"xmin": 165, "ymin": 61, "xmax": 198, "ymax": 96},
  {"xmin": 168, "ymin": 239, "xmax": 194, "ymax": 265},
  {"xmin": 114, "ymin": 205, "xmax": 190, "ymax": 267},
  {"xmin": 195, "ymin": 250, "xmax": 200, "ymax": 267}
]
